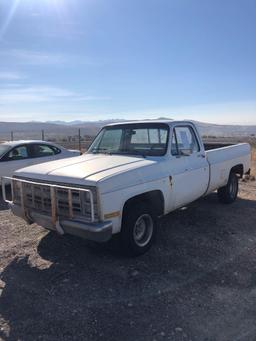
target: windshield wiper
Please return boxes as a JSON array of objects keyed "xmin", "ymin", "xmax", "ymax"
[
  {"xmin": 91, "ymin": 147, "xmax": 147, "ymax": 158},
  {"xmin": 91, "ymin": 147, "xmax": 112, "ymax": 154},
  {"xmin": 111, "ymin": 150, "xmax": 147, "ymax": 158}
]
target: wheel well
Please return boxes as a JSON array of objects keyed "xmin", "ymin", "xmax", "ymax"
[
  {"xmin": 122, "ymin": 190, "xmax": 165, "ymax": 218},
  {"xmin": 231, "ymin": 164, "xmax": 244, "ymax": 178}
]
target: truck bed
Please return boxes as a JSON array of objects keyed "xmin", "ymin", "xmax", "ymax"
[
  {"xmin": 204, "ymin": 142, "xmax": 251, "ymax": 194},
  {"xmin": 203, "ymin": 142, "xmax": 236, "ymax": 151}
]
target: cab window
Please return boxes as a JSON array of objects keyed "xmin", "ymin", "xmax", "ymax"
[{"xmin": 171, "ymin": 126, "xmax": 200, "ymax": 156}]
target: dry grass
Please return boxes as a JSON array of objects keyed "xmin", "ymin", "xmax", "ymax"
[{"xmin": 251, "ymin": 148, "xmax": 256, "ymax": 175}]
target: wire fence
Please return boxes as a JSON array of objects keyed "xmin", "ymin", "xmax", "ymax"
[
  {"xmin": 1, "ymin": 129, "xmax": 256, "ymax": 151},
  {"xmin": 0, "ymin": 129, "xmax": 95, "ymax": 152}
]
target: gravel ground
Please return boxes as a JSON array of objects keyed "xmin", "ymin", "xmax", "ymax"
[{"xmin": 0, "ymin": 179, "xmax": 256, "ymax": 341}]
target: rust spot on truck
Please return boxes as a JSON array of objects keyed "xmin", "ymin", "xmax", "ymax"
[{"xmin": 169, "ymin": 176, "xmax": 173, "ymax": 187}]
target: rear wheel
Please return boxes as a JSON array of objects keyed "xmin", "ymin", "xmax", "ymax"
[
  {"xmin": 217, "ymin": 172, "xmax": 239, "ymax": 204},
  {"xmin": 120, "ymin": 202, "xmax": 157, "ymax": 256}
]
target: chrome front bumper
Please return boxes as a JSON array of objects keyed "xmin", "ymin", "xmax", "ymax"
[
  {"xmin": 10, "ymin": 203, "xmax": 112, "ymax": 242},
  {"xmin": 2, "ymin": 176, "xmax": 112, "ymax": 243}
]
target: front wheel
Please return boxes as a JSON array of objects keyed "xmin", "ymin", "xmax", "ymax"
[
  {"xmin": 120, "ymin": 203, "xmax": 157, "ymax": 256},
  {"xmin": 217, "ymin": 172, "xmax": 239, "ymax": 204}
]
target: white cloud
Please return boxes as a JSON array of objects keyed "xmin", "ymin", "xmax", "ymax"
[
  {"xmin": 0, "ymin": 85, "xmax": 111, "ymax": 104},
  {"xmin": 0, "ymin": 48, "xmax": 103, "ymax": 67},
  {"xmin": 0, "ymin": 49, "xmax": 67, "ymax": 65},
  {"xmin": 0, "ymin": 71, "xmax": 25, "ymax": 80},
  {"xmin": 73, "ymin": 95, "xmax": 111, "ymax": 101}
]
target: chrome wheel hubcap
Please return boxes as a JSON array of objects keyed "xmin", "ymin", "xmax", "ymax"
[{"xmin": 133, "ymin": 214, "xmax": 154, "ymax": 247}]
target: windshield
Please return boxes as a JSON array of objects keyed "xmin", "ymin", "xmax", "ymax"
[
  {"xmin": 88, "ymin": 123, "xmax": 169, "ymax": 156},
  {"xmin": 0, "ymin": 144, "xmax": 11, "ymax": 159}
]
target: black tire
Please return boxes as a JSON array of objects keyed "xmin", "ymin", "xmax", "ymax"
[
  {"xmin": 120, "ymin": 202, "xmax": 157, "ymax": 256},
  {"xmin": 217, "ymin": 172, "xmax": 239, "ymax": 204}
]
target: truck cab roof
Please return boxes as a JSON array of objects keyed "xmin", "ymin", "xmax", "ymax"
[{"xmin": 105, "ymin": 119, "xmax": 196, "ymax": 128}]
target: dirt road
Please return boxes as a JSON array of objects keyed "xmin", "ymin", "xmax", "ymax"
[{"xmin": 0, "ymin": 178, "xmax": 256, "ymax": 341}]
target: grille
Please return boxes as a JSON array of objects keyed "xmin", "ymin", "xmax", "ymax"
[{"xmin": 12, "ymin": 178, "xmax": 98, "ymax": 222}]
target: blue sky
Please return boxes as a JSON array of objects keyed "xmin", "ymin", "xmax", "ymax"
[{"xmin": 0, "ymin": 0, "xmax": 255, "ymax": 124}]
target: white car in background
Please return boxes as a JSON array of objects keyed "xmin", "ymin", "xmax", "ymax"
[{"xmin": 0, "ymin": 140, "xmax": 80, "ymax": 184}]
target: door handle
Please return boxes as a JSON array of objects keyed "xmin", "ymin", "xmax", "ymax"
[{"xmin": 197, "ymin": 154, "xmax": 206, "ymax": 158}]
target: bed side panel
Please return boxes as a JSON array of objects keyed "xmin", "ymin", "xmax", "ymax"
[{"xmin": 205, "ymin": 143, "xmax": 251, "ymax": 194}]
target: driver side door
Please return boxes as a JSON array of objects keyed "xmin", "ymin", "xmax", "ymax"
[{"xmin": 170, "ymin": 125, "xmax": 209, "ymax": 208}]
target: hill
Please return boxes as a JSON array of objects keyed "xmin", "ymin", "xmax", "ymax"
[{"xmin": 0, "ymin": 119, "xmax": 256, "ymax": 141}]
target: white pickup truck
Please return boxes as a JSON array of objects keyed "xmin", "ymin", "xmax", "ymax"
[{"xmin": 2, "ymin": 120, "xmax": 251, "ymax": 255}]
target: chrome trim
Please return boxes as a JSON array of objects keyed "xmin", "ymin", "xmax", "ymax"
[
  {"xmin": 2, "ymin": 177, "xmax": 12, "ymax": 204},
  {"xmin": 50, "ymin": 186, "xmax": 57, "ymax": 225},
  {"xmin": 2, "ymin": 176, "xmax": 95, "ymax": 224},
  {"xmin": 68, "ymin": 189, "xmax": 73, "ymax": 218},
  {"xmin": 10, "ymin": 203, "xmax": 112, "ymax": 242}
]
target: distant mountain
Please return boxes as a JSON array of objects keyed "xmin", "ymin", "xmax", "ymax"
[
  {"xmin": 0, "ymin": 118, "xmax": 256, "ymax": 141},
  {"xmin": 191, "ymin": 120, "xmax": 256, "ymax": 137},
  {"xmin": 45, "ymin": 120, "xmax": 77, "ymax": 126},
  {"xmin": 0, "ymin": 119, "xmax": 125, "ymax": 140},
  {"xmin": 46, "ymin": 119, "xmax": 126, "ymax": 126}
]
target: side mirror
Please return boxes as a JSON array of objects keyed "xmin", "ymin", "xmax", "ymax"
[{"xmin": 180, "ymin": 148, "xmax": 193, "ymax": 156}]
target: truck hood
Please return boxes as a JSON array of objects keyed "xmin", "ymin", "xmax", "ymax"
[{"xmin": 14, "ymin": 153, "xmax": 158, "ymax": 189}]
